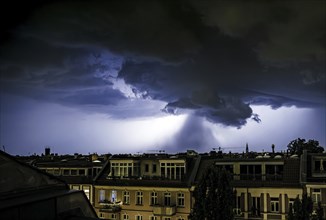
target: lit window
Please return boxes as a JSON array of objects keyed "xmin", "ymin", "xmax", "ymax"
[
  {"xmin": 271, "ymin": 198, "xmax": 279, "ymax": 212},
  {"xmin": 83, "ymin": 186, "xmax": 90, "ymax": 200},
  {"xmin": 71, "ymin": 185, "xmax": 79, "ymax": 190},
  {"xmin": 123, "ymin": 191, "xmax": 130, "ymax": 205},
  {"xmin": 312, "ymin": 189, "xmax": 321, "ymax": 203},
  {"xmin": 151, "ymin": 192, "xmax": 158, "ymax": 205},
  {"xmin": 177, "ymin": 193, "xmax": 185, "ymax": 207},
  {"xmin": 99, "ymin": 189, "xmax": 106, "ymax": 202},
  {"xmin": 111, "ymin": 190, "xmax": 117, "ymax": 202},
  {"xmin": 136, "ymin": 191, "xmax": 143, "ymax": 205}
]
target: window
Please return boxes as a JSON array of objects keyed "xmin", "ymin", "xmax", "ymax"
[
  {"xmin": 152, "ymin": 164, "xmax": 157, "ymax": 173},
  {"xmin": 151, "ymin": 192, "xmax": 158, "ymax": 205},
  {"xmin": 149, "ymin": 216, "xmax": 157, "ymax": 220},
  {"xmin": 251, "ymin": 197, "xmax": 260, "ymax": 216},
  {"xmin": 83, "ymin": 186, "xmax": 90, "ymax": 200},
  {"xmin": 177, "ymin": 218, "xmax": 185, "ymax": 220},
  {"xmin": 160, "ymin": 162, "xmax": 186, "ymax": 180},
  {"xmin": 270, "ymin": 198, "xmax": 279, "ymax": 213},
  {"xmin": 63, "ymin": 169, "xmax": 70, "ymax": 175},
  {"xmin": 289, "ymin": 199, "xmax": 295, "ymax": 212},
  {"xmin": 109, "ymin": 214, "xmax": 117, "ymax": 220},
  {"xmin": 123, "ymin": 191, "xmax": 130, "ymax": 205},
  {"xmin": 71, "ymin": 169, "xmax": 77, "ymax": 176},
  {"xmin": 314, "ymin": 159, "xmax": 326, "ymax": 172},
  {"xmin": 135, "ymin": 215, "xmax": 143, "ymax": 220},
  {"xmin": 266, "ymin": 165, "xmax": 283, "ymax": 181},
  {"xmin": 164, "ymin": 192, "xmax": 171, "ymax": 206},
  {"xmin": 235, "ymin": 196, "xmax": 241, "ymax": 209},
  {"xmin": 123, "ymin": 214, "xmax": 129, "ymax": 220},
  {"xmin": 177, "ymin": 193, "xmax": 185, "ymax": 207},
  {"xmin": 110, "ymin": 162, "xmax": 139, "ymax": 177},
  {"xmin": 145, "ymin": 164, "xmax": 149, "ymax": 172},
  {"xmin": 53, "ymin": 169, "xmax": 60, "ymax": 176},
  {"xmin": 99, "ymin": 189, "xmax": 106, "ymax": 202},
  {"xmin": 79, "ymin": 169, "xmax": 86, "ymax": 176},
  {"xmin": 240, "ymin": 165, "xmax": 262, "ymax": 180},
  {"xmin": 111, "ymin": 190, "xmax": 117, "ymax": 202},
  {"xmin": 312, "ymin": 189, "xmax": 321, "ymax": 203},
  {"xmin": 99, "ymin": 213, "xmax": 105, "ymax": 219},
  {"xmin": 163, "ymin": 218, "xmax": 171, "ymax": 220},
  {"xmin": 136, "ymin": 191, "xmax": 143, "ymax": 205},
  {"xmin": 71, "ymin": 185, "xmax": 80, "ymax": 190}
]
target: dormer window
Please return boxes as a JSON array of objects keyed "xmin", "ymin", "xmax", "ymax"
[{"xmin": 314, "ymin": 158, "xmax": 325, "ymax": 172}]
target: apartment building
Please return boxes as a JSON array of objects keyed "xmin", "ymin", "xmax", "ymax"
[
  {"xmin": 27, "ymin": 152, "xmax": 107, "ymax": 205},
  {"xmin": 93, "ymin": 152, "xmax": 200, "ymax": 220},
  {"xmin": 195, "ymin": 150, "xmax": 326, "ymax": 220},
  {"xmin": 15, "ymin": 148, "xmax": 325, "ymax": 220},
  {"xmin": 303, "ymin": 151, "xmax": 326, "ymax": 217}
]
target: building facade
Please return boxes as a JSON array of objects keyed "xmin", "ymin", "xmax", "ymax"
[
  {"xmin": 195, "ymin": 151, "xmax": 326, "ymax": 219},
  {"xmin": 27, "ymin": 152, "xmax": 107, "ymax": 205},
  {"xmin": 93, "ymin": 153, "xmax": 199, "ymax": 220},
  {"xmin": 18, "ymin": 149, "xmax": 326, "ymax": 220}
]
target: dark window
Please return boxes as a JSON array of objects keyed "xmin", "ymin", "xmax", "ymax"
[
  {"xmin": 152, "ymin": 164, "xmax": 157, "ymax": 173},
  {"xmin": 145, "ymin": 164, "xmax": 149, "ymax": 172},
  {"xmin": 79, "ymin": 169, "xmax": 85, "ymax": 176}
]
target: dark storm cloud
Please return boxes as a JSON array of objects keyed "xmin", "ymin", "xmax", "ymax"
[
  {"xmin": 163, "ymin": 91, "xmax": 254, "ymax": 128},
  {"xmin": 18, "ymin": 0, "xmax": 201, "ymax": 62},
  {"xmin": 0, "ymin": 36, "xmax": 125, "ymax": 107},
  {"xmin": 1, "ymin": 0, "xmax": 325, "ymax": 128},
  {"xmin": 192, "ymin": 0, "xmax": 326, "ymax": 64}
]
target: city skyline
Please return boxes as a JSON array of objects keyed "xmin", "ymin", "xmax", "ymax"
[{"xmin": 1, "ymin": 0, "xmax": 325, "ymax": 155}]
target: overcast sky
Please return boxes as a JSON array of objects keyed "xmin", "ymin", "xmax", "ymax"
[{"xmin": 0, "ymin": 0, "xmax": 325, "ymax": 155}]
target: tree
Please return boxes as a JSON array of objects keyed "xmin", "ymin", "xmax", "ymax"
[
  {"xmin": 317, "ymin": 201, "xmax": 324, "ymax": 220},
  {"xmin": 191, "ymin": 166, "xmax": 234, "ymax": 220},
  {"xmin": 287, "ymin": 138, "xmax": 324, "ymax": 155},
  {"xmin": 288, "ymin": 194, "xmax": 313, "ymax": 220}
]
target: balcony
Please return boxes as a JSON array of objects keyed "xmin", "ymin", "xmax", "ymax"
[
  {"xmin": 98, "ymin": 200, "xmax": 122, "ymax": 213},
  {"xmin": 152, "ymin": 205, "xmax": 176, "ymax": 216}
]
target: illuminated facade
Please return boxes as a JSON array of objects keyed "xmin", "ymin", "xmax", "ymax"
[
  {"xmin": 93, "ymin": 153, "xmax": 199, "ymax": 220},
  {"xmin": 18, "ymin": 149, "xmax": 326, "ymax": 220}
]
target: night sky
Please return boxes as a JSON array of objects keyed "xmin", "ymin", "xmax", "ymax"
[{"xmin": 0, "ymin": 0, "xmax": 325, "ymax": 155}]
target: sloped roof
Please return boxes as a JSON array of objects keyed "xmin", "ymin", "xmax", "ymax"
[{"xmin": 0, "ymin": 150, "xmax": 68, "ymax": 197}]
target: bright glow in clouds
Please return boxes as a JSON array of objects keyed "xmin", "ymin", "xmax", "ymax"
[
  {"xmin": 1, "ymin": 95, "xmax": 325, "ymax": 155},
  {"xmin": 206, "ymin": 105, "xmax": 325, "ymax": 153},
  {"xmin": 0, "ymin": 95, "xmax": 188, "ymax": 155}
]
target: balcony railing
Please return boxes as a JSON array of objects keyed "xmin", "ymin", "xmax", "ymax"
[
  {"xmin": 152, "ymin": 205, "xmax": 176, "ymax": 216},
  {"xmin": 232, "ymin": 174, "xmax": 283, "ymax": 181},
  {"xmin": 98, "ymin": 200, "xmax": 122, "ymax": 213}
]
